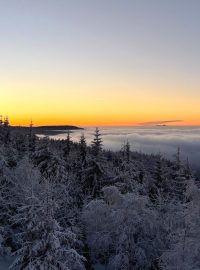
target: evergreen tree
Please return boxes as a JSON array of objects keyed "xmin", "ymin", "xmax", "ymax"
[
  {"xmin": 63, "ymin": 131, "xmax": 71, "ymax": 161},
  {"xmin": 184, "ymin": 157, "xmax": 192, "ymax": 180},
  {"xmin": 174, "ymin": 147, "xmax": 181, "ymax": 171},
  {"xmin": 149, "ymin": 154, "xmax": 166, "ymax": 202},
  {"xmin": 125, "ymin": 140, "xmax": 131, "ymax": 163},
  {"xmin": 172, "ymin": 148, "xmax": 188, "ymax": 201},
  {"xmin": 0, "ymin": 115, "xmax": 3, "ymax": 127},
  {"xmin": 1, "ymin": 116, "xmax": 11, "ymax": 145},
  {"xmin": 91, "ymin": 128, "xmax": 103, "ymax": 158},
  {"xmin": 121, "ymin": 140, "xmax": 131, "ymax": 163},
  {"xmin": 28, "ymin": 121, "xmax": 36, "ymax": 154},
  {"xmin": 11, "ymin": 179, "xmax": 86, "ymax": 270},
  {"xmin": 3, "ymin": 116, "xmax": 9, "ymax": 127},
  {"xmin": 0, "ymin": 115, "xmax": 3, "ymax": 145},
  {"xmin": 79, "ymin": 133, "xmax": 87, "ymax": 165},
  {"xmin": 13, "ymin": 131, "xmax": 27, "ymax": 158}
]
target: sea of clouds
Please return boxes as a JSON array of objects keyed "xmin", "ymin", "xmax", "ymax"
[{"xmin": 53, "ymin": 126, "xmax": 200, "ymax": 173}]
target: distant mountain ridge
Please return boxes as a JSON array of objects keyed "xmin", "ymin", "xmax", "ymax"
[
  {"xmin": 11, "ymin": 125, "xmax": 83, "ymax": 136},
  {"xmin": 33, "ymin": 125, "xmax": 83, "ymax": 130},
  {"xmin": 34, "ymin": 125, "xmax": 83, "ymax": 135}
]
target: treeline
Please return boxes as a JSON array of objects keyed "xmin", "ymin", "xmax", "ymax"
[{"xmin": 0, "ymin": 119, "xmax": 199, "ymax": 270}]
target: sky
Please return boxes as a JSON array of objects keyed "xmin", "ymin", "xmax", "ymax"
[{"xmin": 0, "ymin": 0, "xmax": 200, "ymax": 126}]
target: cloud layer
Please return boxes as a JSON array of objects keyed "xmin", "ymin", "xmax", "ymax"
[
  {"xmin": 53, "ymin": 126, "xmax": 200, "ymax": 174},
  {"xmin": 138, "ymin": 120, "xmax": 183, "ymax": 126}
]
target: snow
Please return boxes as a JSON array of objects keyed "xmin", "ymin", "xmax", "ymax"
[
  {"xmin": 0, "ymin": 257, "xmax": 19, "ymax": 270},
  {"xmin": 93, "ymin": 263, "xmax": 106, "ymax": 270},
  {"xmin": 0, "ymin": 123, "xmax": 199, "ymax": 269}
]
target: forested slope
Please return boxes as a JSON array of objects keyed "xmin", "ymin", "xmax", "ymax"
[{"xmin": 0, "ymin": 121, "xmax": 199, "ymax": 270}]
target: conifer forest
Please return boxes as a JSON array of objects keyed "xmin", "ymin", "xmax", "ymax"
[{"xmin": 0, "ymin": 119, "xmax": 199, "ymax": 270}]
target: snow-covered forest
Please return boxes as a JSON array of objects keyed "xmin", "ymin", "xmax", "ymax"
[{"xmin": 0, "ymin": 118, "xmax": 199, "ymax": 270}]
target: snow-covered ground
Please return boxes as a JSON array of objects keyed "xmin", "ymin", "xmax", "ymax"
[
  {"xmin": 0, "ymin": 257, "xmax": 19, "ymax": 270},
  {"xmin": 93, "ymin": 263, "xmax": 106, "ymax": 270},
  {"xmin": 0, "ymin": 257, "xmax": 12, "ymax": 270}
]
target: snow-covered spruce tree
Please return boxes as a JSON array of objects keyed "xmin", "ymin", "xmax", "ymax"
[
  {"xmin": 68, "ymin": 133, "xmax": 88, "ymax": 201},
  {"xmin": 0, "ymin": 115, "xmax": 3, "ymax": 127},
  {"xmin": 0, "ymin": 145, "xmax": 18, "ymax": 241},
  {"xmin": 11, "ymin": 179, "xmax": 86, "ymax": 270},
  {"xmin": 2, "ymin": 144, "xmax": 17, "ymax": 169},
  {"xmin": 63, "ymin": 131, "xmax": 71, "ymax": 161},
  {"xmin": 2, "ymin": 117, "xmax": 11, "ymax": 145},
  {"xmin": 80, "ymin": 128, "xmax": 105, "ymax": 198},
  {"xmin": 82, "ymin": 158, "xmax": 104, "ymax": 198},
  {"xmin": 79, "ymin": 134, "xmax": 87, "ymax": 165},
  {"xmin": 0, "ymin": 117, "xmax": 3, "ymax": 146},
  {"xmin": 171, "ymin": 148, "xmax": 189, "ymax": 202},
  {"xmin": 28, "ymin": 121, "xmax": 36, "ymax": 155},
  {"xmin": 0, "ymin": 128, "xmax": 4, "ymax": 146},
  {"xmin": 12, "ymin": 129, "xmax": 28, "ymax": 159},
  {"xmin": 33, "ymin": 137, "xmax": 52, "ymax": 176},
  {"xmin": 91, "ymin": 128, "xmax": 102, "ymax": 159},
  {"xmin": 174, "ymin": 147, "xmax": 181, "ymax": 172},
  {"xmin": 0, "ymin": 153, "xmax": 14, "ymax": 256},
  {"xmin": 121, "ymin": 140, "xmax": 131, "ymax": 163},
  {"xmin": 33, "ymin": 137, "xmax": 66, "ymax": 181},
  {"xmin": 148, "ymin": 154, "xmax": 168, "ymax": 202},
  {"xmin": 55, "ymin": 171, "xmax": 83, "ymax": 226},
  {"xmin": 108, "ymin": 146, "xmax": 142, "ymax": 194}
]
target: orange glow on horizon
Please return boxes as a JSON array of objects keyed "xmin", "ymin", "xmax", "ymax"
[
  {"xmin": 1, "ymin": 80, "xmax": 200, "ymax": 127},
  {"xmin": 7, "ymin": 117, "xmax": 200, "ymax": 127}
]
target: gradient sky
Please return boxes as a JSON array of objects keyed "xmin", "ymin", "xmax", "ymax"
[{"xmin": 0, "ymin": 0, "xmax": 200, "ymax": 126}]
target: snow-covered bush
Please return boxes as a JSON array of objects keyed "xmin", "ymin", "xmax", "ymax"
[{"xmin": 83, "ymin": 186, "xmax": 163, "ymax": 269}]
